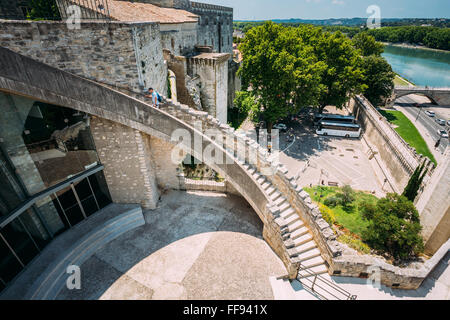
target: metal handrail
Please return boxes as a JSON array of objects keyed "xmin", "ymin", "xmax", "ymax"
[{"xmin": 298, "ymin": 264, "xmax": 357, "ymax": 300}]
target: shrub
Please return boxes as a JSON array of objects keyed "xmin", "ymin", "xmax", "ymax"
[
  {"xmin": 338, "ymin": 234, "xmax": 371, "ymax": 255},
  {"xmin": 319, "ymin": 204, "xmax": 336, "ymax": 227},
  {"xmin": 339, "ymin": 185, "xmax": 355, "ymax": 205},
  {"xmin": 360, "ymin": 193, "xmax": 424, "ymax": 260},
  {"xmin": 323, "ymin": 196, "xmax": 340, "ymax": 208}
]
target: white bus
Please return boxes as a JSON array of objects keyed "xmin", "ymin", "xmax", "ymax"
[
  {"xmin": 314, "ymin": 113, "xmax": 356, "ymax": 125},
  {"xmin": 316, "ymin": 121, "xmax": 361, "ymax": 138}
]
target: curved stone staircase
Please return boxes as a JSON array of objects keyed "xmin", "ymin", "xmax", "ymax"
[{"xmin": 0, "ymin": 46, "xmax": 339, "ymax": 281}]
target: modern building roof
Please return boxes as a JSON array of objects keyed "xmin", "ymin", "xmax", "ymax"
[{"xmin": 62, "ymin": 0, "xmax": 198, "ymax": 24}]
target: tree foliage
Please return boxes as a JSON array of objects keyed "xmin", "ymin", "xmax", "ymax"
[
  {"xmin": 367, "ymin": 26, "xmax": 450, "ymax": 51},
  {"xmin": 27, "ymin": 0, "xmax": 61, "ymax": 20},
  {"xmin": 233, "ymin": 91, "xmax": 260, "ymax": 123},
  {"xmin": 403, "ymin": 161, "xmax": 428, "ymax": 202},
  {"xmin": 360, "ymin": 193, "xmax": 424, "ymax": 260},
  {"xmin": 352, "ymin": 32, "xmax": 385, "ymax": 56},
  {"xmin": 360, "ymin": 55, "xmax": 395, "ymax": 106},
  {"xmin": 238, "ymin": 22, "xmax": 326, "ymax": 129},
  {"xmin": 311, "ymin": 30, "xmax": 366, "ymax": 112},
  {"xmin": 238, "ymin": 22, "xmax": 370, "ymax": 126}
]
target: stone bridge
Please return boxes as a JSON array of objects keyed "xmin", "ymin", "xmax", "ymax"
[
  {"xmin": 0, "ymin": 47, "xmax": 342, "ymax": 280},
  {"xmin": 392, "ymin": 86, "xmax": 450, "ymax": 106}
]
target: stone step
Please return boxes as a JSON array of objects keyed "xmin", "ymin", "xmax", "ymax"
[
  {"xmin": 298, "ymin": 264, "xmax": 328, "ymax": 279},
  {"xmin": 293, "ymin": 233, "xmax": 313, "ymax": 246},
  {"xmin": 248, "ymin": 167, "xmax": 257, "ymax": 175},
  {"xmin": 266, "ymin": 187, "xmax": 277, "ymax": 197},
  {"xmin": 257, "ymin": 176, "xmax": 266, "ymax": 184},
  {"xmin": 278, "ymin": 202, "xmax": 290, "ymax": 213},
  {"xmin": 270, "ymin": 191, "xmax": 282, "ymax": 201},
  {"xmin": 284, "ymin": 214, "xmax": 300, "ymax": 226},
  {"xmin": 274, "ymin": 196, "xmax": 286, "ymax": 207},
  {"xmin": 283, "ymin": 239, "xmax": 295, "ymax": 249},
  {"xmin": 294, "ymin": 248, "xmax": 322, "ymax": 263},
  {"xmin": 287, "ymin": 220, "xmax": 305, "ymax": 233},
  {"xmin": 290, "ymin": 226, "xmax": 309, "ymax": 240},
  {"xmin": 288, "ymin": 241, "xmax": 317, "ymax": 257},
  {"xmin": 280, "ymin": 207, "xmax": 296, "ymax": 219},
  {"xmin": 261, "ymin": 182, "xmax": 271, "ymax": 190},
  {"xmin": 301, "ymin": 255, "xmax": 325, "ymax": 269}
]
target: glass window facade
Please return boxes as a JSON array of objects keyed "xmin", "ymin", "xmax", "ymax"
[{"xmin": 0, "ymin": 91, "xmax": 112, "ymax": 292}]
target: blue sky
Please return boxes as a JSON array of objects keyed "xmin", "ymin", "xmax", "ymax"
[{"xmin": 194, "ymin": 0, "xmax": 450, "ymax": 20}]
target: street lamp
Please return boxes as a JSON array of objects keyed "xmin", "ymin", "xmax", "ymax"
[{"xmin": 415, "ymin": 104, "xmax": 423, "ymax": 122}]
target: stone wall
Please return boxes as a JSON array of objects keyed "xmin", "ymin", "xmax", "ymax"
[
  {"xmin": 189, "ymin": 2, "xmax": 233, "ymax": 54},
  {"xmin": 90, "ymin": 116, "xmax": 160, "ymax": 209},
  {"xmin": 349, "ymin": 96, "xmax": 428, "ymax": 192},
  {"xmin": 164, "ymin": 50, "xmax": 198, "ymax": 109},
  {"xmin": 160, "ymin": 22, "xmax": 198, "ymax": 56},
  {"xmin": 0, "ymin": 20, "xmax": 167, "ymax": 95},
  {"xmin": 0, "ymin": 0, "xmax": 28, "ymax": 18},
  {"xmin": 148, "ymin": 134, "xmax": 183, "ymax": 191},
  {"xmin": 228, "ymin": 59, "xmax": 242, "ymax": 108},
  {"xmin": 415, "ymin": 148, "xmax": 450, "ymax": 255},
  {"xmin": 187, "ymin": 53, "xmax": 230, "ymax": 124},
  {"xmin": 133, "ymin": 0, "xmax": 191, "ymax": 10}
]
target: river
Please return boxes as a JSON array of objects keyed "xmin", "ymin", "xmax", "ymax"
[{"xmin": 382, "ymin": 45, "xmax": 450, "ymax": 87}]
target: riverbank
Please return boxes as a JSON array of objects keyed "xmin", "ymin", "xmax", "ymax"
[
  {"xmin": 382, "ymin": 42, "xmax": 450, "ymax": 54},
  {"xmin": 394, "ymin": 74, "xmax": 415, "ymax": 87}
]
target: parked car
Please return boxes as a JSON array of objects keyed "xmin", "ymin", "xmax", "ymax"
[
  {"xmin": 437, "ymin": 129, "xmax": 449, "ymax": 139},
  {"xmin": 273, "ymin": 124, "xmax": 287, "ymax": 132},
  {"xmin": 425, "ymin": 110, "xmax": 435, "ymax": 117},
  {"xmin": 447, "ymin": 120, "xmax": 450, "ymax": 127},
  {"xmin": 436, "ymin": 118, "xmax": 446, "ymax": 126}
]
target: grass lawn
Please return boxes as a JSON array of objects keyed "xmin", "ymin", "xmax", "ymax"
[
  {"xmin": 394, "ymin": 74, "xmax": 413, "ymax": 87},
  {"xmin": 304, "ymin": 186, "xmax": 377, "ymax": 238},
  {"xmin": 379, "ymin": 109, "xmax": 437, "ymax": 165}
]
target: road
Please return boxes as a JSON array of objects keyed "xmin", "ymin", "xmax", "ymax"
[{"xmin": 395, "ymin": 95, "xmax": 449, "ymax": 155}]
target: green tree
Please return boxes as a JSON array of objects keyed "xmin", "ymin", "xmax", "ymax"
[
  {"xmin": 403, "ymin": 161, "xmax": 428, "ymax": 202},
  {"xmin": 27, "ymin": 0, "xmax": 61, "ymax": 20},
  {"xmin": 360, "ymin": 55, "xmax": 395, "ymax": 107},
  {"xmin": 339, "ymin": 185, "xmax": 355, "ymax": 205},
  {"xmin": 312, "ymin": 31, "xmax": 366, "ymax": 113},
  {"xmin": 238, "ymin": 22, "xmax": 325, "ymax": 130},
  {"xmin": 352, "ymin": 32, "xmax": 385, "ymax": 56},
  {"xmin": 360, "ymin": 193, "xmax": 424, "ymax": 260},
  {"xmin": 233, "ymin": 91, "xmax": 260, "ymax": 123}
]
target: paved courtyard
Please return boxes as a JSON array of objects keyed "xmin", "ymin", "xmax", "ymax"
[
  {"xmin": 56, "ymin": 190, "xmax": 288, "ymax": 300},
  {"xmin": 277, "ymin": 110, "xmax": 385, "ymax": 197}
]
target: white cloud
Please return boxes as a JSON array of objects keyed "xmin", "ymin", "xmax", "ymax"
[{"xmin": 332, "ymin": 0, "xmax": 345, "ymax": 5}]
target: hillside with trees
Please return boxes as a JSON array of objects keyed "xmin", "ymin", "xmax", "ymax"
[{"xmin": 234, "ymin": 21, "xmax": 450, "ymax": 51}]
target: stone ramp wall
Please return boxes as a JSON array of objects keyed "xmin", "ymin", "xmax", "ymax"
[{"xmin": 350, "ymin": 95, "xmax": 433, "ymax": 192}]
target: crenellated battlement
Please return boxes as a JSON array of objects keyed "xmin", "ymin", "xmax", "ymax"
[{"xmin": 190, "ymin": 1, "xmax": 233, "ymax": 13}]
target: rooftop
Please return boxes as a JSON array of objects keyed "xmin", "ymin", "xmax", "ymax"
[{"xmin": 63, "ymin": 0, "xmax": 199, "ymax": 24}]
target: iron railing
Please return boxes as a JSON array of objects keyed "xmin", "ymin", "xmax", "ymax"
[{"xmin": 297, "ymin": 264, "xmax": 357, "ymax": 300}]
